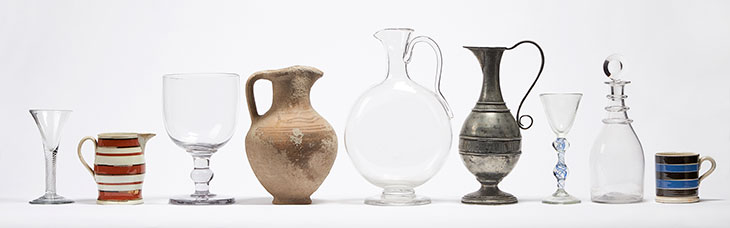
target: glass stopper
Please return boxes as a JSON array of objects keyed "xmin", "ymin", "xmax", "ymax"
[{"xmin": 603, "ymin": 54, "xmax": 624, "ymax": 81}]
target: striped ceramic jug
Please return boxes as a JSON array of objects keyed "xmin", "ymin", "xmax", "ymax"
[{"xmin": 77, "ymin": 133, "xmax": 154, "ymax": 205}]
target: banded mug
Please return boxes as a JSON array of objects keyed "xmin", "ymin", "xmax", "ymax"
[{"xmin": 655, "ymin": 152, "xmax": 716, "ymax": 203}]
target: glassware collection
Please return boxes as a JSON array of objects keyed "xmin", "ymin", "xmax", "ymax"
[{"xmin": 24, "ymin": 28, "xmax": 717, "ymax": 207}]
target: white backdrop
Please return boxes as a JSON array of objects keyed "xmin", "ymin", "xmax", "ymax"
[{"xmin": 0, "ymin": 0, "xmax": 728, "ymax": 227}]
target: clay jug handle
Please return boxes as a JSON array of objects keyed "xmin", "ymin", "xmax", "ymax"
[
  {"xmin": 405, "ymin": 35, "xmax": 454, "ymax": 118},
  {"xmin": 507, "ymin": 40, "xmax": 545, "ymax": 130},
  {"xmin": 77, "ymin": 136, "xmax": 97, "ymax": 177},
  {"xmin": 245, "ymin": 72, "xmax": 269, "ymax": 121}
]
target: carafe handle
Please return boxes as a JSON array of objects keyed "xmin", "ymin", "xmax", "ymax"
[
  {"xmin": 77, "ymin": 136, "xmax": 97, "ymax": 177},
  {"xmin": 507, "ymin": 40, "xmax": 545, "ymax": 130},
  {"xmin": 245, "ymin": 72, "xmax": 269, "ymax": 122},
  {"xmin": 405, "ymin": 35, "xmax": 453, "ymax": 118},
  {"xmin": 698, "ymin": 156, "xmax": 716, "ymax": 184}
]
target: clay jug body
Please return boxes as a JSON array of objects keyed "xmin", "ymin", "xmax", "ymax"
[{"xmin": 245, "ymin": 65, "xmax": 337, "ymax": 205}]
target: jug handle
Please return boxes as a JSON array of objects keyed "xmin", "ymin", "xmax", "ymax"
[
  {"xmin": 405, "ymin": 36, "xmax": 454, "ymax": 118},
  {"xmin": 506, "ymin": 40, "xmax": 544, "ymax": 130},
  {"xmin": 245, "ymin": 72, "xmax": 269, "ymax": 121},
  {"xmin": 77, "ymin": 136, "xmax": 97, "ymax": 177}
]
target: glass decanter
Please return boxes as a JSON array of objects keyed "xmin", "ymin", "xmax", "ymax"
[
  {"xmin": 345, "ymin": 28, "xmax": 453, "ymax": 206},
  {"xmin": 590, "ymin": 54, "xmax": 644, "ymax": 203}
]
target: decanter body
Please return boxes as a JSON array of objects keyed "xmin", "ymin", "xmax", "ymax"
[
  {"xmin": 590, "ymin": 55, "xmax": 644, "ymax": 203},
  {"xmin": 345, "ymin": 28, "xmax": 453, "ymax": 206}
]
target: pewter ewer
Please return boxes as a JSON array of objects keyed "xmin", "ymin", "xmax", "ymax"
[{"xmin": 459, "ymin": 41, "xmax": 544, "ymax": 205}]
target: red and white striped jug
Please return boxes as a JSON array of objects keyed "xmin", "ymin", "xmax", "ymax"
[{"xmin": 77, "ymin": 133, "xmax": 154, "ymax": 205}]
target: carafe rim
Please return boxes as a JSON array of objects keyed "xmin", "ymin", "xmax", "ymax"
[{"xmin": 379, "ymin": 28, "xmax": 414, "ymax": 31}]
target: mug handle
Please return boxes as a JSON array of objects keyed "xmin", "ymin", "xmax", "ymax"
[
  {"xmin": 698, "ymin": 156, "xmax": 717, "ymax": 183},
  {"xmin": 77, "ymin": 136, "xmax": 97, "ymax": 177}
]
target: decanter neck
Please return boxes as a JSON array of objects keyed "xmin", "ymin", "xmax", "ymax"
[
  {"xmin": 375, "ymin": 29, "xmax": 411, "ymax": 79},
  {"xmin": 602, "ymin": 80, "xmax": 633, "ymax": 124}
]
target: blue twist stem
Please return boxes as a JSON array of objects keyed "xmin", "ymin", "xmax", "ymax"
[{"xmin": 552, "ymin": 138, "xmax": 569, "ymax": 190}]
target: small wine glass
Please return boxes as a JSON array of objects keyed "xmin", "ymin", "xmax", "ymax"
[
  {"xmin": 29, "ymin": 109, "xmax": 74, "ymax": 204},
  {"xmin": 163, "ymin": 73, "xmax": 239, "ymax": 205},
  {"xmin": 540, "ymin": 93, "xmax": 582, "ymax": 204}
]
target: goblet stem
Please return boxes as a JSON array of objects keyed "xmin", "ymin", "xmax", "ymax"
[
  {"xmin": 552, "ymin": 138, "xmax": 569, "ymax": 190},
  {"xmin": 43, "ymin": 146, "xmax": 58, "ymax": 196},
  {"xmin": 190, "ymin": 151, "xmax": 215, "ymax": 196}
]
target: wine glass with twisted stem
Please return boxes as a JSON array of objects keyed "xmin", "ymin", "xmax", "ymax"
[
  {"xmin": 540, "ymin": 93, "xmax": 582, "ymax": 204},
  {"xmin": 163, "ymin": 73, "xmax": 239, "ymax": 205}
]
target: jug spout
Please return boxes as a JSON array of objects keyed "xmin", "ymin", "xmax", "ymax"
[
  {"xmin": 137, "ymin": 133, "xmax": 156, "ymax": 151},
  {"xmin": 374, "ymin": 28, "xmax": 413, "ymax": 78}
]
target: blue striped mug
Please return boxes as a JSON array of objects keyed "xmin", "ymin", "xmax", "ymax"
[{"xmin": 655, "ymin": 152, "xmax": 716, "ymax": 203}]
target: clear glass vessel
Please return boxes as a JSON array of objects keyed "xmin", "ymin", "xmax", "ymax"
[
  {"xmin": 163, "ymin": 73, "xmax": 240, "ymax": 205},
  {"xmin": 590, "ymin": 54, "xmax": 644, "ymax": 203},
  {"xmin": 540, "ymin": 93, "xmax": 582, "ymax": 204},
  {"xmin": 345, "ymin": 28, "xmax": 453, "ymax": 206},
  {"xmin": 29, "ymin": 109, "xmax": 74, "ymax": 204}
]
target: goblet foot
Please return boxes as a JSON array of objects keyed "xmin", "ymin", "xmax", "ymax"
[
  {"xmin": 461, "ymin": 185, "xmax": 517, "ymax": 205},
  {"xmin": 542, "ymin": 189, "xmax": 580, "ymax": 204},
  {"xmin": 29, "ymin": 193, "xmax": 74, "ymax": 204},
  {"xmin": 170, "ymin": 193, "xmax": 235, "ymax": 205},
  {"xmin": 364, "ymin": 187, "xmax": 430, "ymax": 206}
]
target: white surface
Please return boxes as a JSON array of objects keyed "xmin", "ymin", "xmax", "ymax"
[{"xmin": 0, "ymin": 0, "xmax": 729, "ymax": 227}]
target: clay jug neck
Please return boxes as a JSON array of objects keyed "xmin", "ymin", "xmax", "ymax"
[
  {"xmin": 465, "ymin": 47, "xmax": 507, "ymax": 104},
  {"xmin": 269, "ymin": 66, "xmax": 322, "ymax": 110}
]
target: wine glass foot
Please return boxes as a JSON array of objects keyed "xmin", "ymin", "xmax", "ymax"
[
  {"xmin": 542, "ymin": 189, "xmax": 580, "ymax": 204},
  {"xmin": 169, "ymin": 193, "xmax": 235, "ymax": 205},
  {"xmin": 29, "ymin": 193, "xmax": 74, "ymax": 204},
  {"xmin": 364, "ymin": 188, "xmax": 430, "ymax": 206}
]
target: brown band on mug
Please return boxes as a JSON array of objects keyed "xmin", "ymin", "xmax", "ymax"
[
  {"xmin": 655, "ymin": 154, "xmax": 699, "ymax": 164},
  {"xmin": 98, "ymin": 190, "xmax": 141, "ymax": 201},
  {"xmin": 656, "ymin": 188, "xmax": 697, "ymax": 197},
  {"xmin": 656, "ymin": 172, "xmax": 698, "ymax": 180},
  {"xmin": 94, "ymin": 164, "xmax": 145, "ymax": 175},
  {"xmin": 97, "ymin": 138, "xmax": 140, "ymax": 148}
]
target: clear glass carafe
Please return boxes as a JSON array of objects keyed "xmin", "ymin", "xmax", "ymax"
[
  {"xmin": 590, "ymin": 54, "xmax": 644, "ymax": 203},
  {"xmin": 345, "ymin": 28, "xmax": 453, "ymax": 206}
]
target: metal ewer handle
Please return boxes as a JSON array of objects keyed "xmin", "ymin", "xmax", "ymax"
[{"xmin": 506, "ymin": 40, "xmax": 545, "ymax": 130}]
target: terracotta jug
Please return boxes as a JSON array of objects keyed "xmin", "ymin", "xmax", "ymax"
[{"xmin": 245, "ymin": 65, "xmax": 337, "ymax": 205}]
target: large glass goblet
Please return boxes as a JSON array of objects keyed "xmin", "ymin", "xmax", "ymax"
[
  {"xmin": 163, "ymin": 73, "xmax": 240, "ymax": 205},
  {"xmin": 29, "ymin": 109, "xmax": 74, "ymax": 204},
  {"xmin": 540, "ymin": 93, "xmax": 582, "ymax": 204}
]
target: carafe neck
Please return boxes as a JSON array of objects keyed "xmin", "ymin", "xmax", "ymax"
[{"xmin": 375, "ymin": 29, "xmax": 411, "ymax": 79}]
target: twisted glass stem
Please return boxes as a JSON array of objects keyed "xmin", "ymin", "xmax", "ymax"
[
  {"xmin": 43, "ymin": 146, "xmax": 58, "ymax": 196},
  {"xmin": 552, "ymin": 138, "xmax": 570, "ymax": 190}
]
